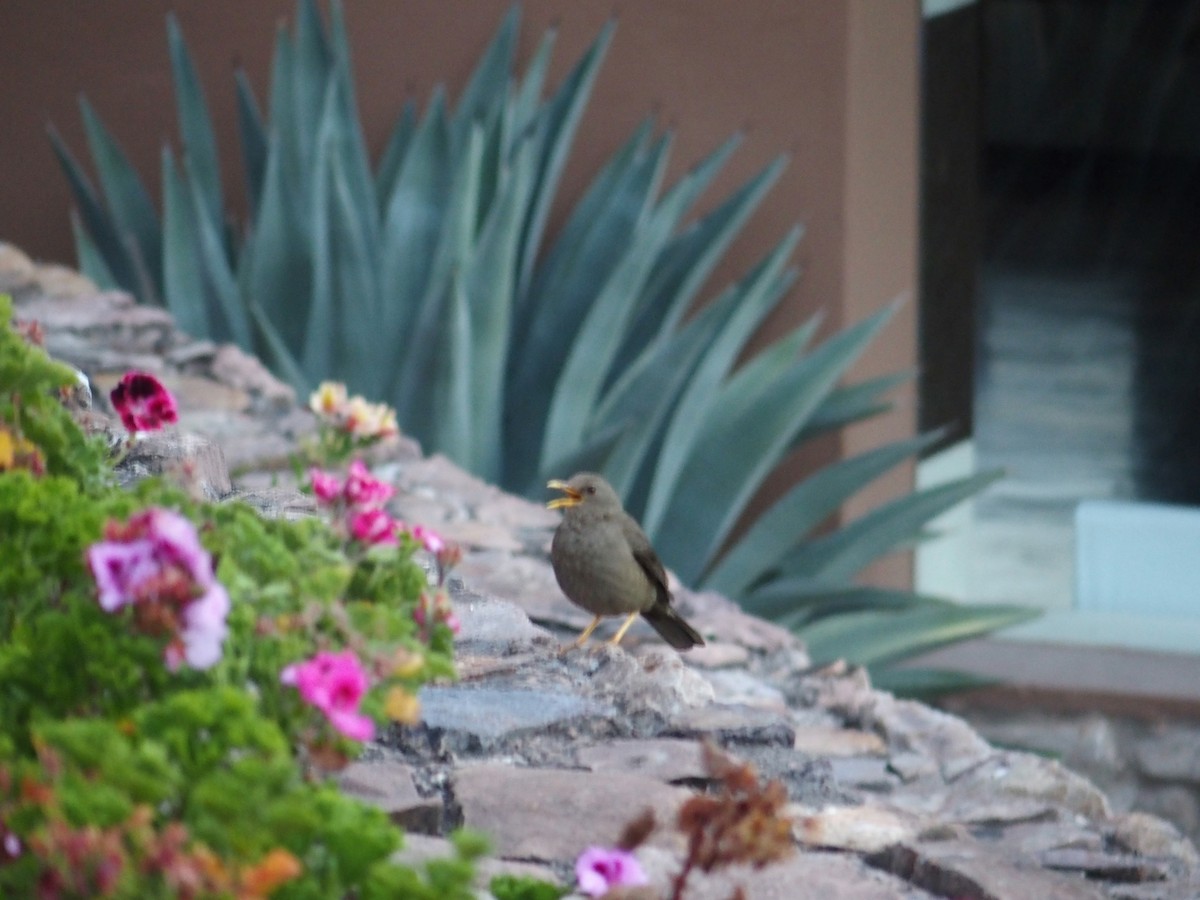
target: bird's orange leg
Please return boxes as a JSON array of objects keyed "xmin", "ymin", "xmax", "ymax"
[
  {"xmin": 561, "ymin": 615, "xmax": 603, "ymax": 654},
  {"xmin": 608, "ymin": 611, "xmax": 640, "ymax": 646}
]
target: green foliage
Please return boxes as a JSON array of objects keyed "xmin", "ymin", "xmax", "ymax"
[
  {"xmin": 490, "ymin": 873, "xmax": 572, "ymax": 900},
  {"xmin": 0, "ymin": 310, "xmax": 564, "ymax": 896},
  {"xmin": 53, "ymin": 2, "xmax": 1035, "ymax": 677},
  {"xmin": 0, "ymin": 294, "xmax": 109, "ymax": 489}
]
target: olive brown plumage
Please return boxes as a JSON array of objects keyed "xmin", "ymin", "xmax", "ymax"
[{"xmin": 547, "ymin": 472, "xmax": 705, "ymax": 651}]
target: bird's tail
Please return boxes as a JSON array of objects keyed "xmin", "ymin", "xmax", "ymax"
[{"xmin": 642, "ymin": 603, "xmax": 705, "ymax": 650}]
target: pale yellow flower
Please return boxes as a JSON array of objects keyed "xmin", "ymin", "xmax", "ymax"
[{"xmin": 309, "ymin": 381, "xmax": 348, "ymax": 418}]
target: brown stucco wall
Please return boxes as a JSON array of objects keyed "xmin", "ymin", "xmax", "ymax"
[{"xmin": 0, "ymin": 0, "xmax": 918, "ymax": 587}]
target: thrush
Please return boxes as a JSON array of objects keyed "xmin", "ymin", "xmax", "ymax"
[{"xmin": 547, "ymin": 472, "xmax": 705, "ymax": 651}]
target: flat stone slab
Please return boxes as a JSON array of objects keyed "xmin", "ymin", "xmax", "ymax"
[
  {"xmin": 453, "ymin": 763, "xmax": 691, "ymax": 863},
  {"xmin": 635, "ymin": 845, "xmax": 941, "ymax": 900},
  {"xmin": 794, "ymin": 724, "xmax": 888, "ymax": 757},
  {"xmin": 338, "ymin": 760, "xmax": 442, "ymax": 834},
  {"xmin": 418, "ymin": 685, "xmax": 614, "ymax": 751},
  {"xmin": 576, "ymin": 738, "xmax": 709, "ymax": 783},
  {"xmin": 391, "ymin": 832, "xmax": 560, "ymax": 889},
  {"xmin": 667, "ymin": 703, "xmax": 796, "ymax": 747},
  {"xmin": 869, "ymin": 839, "xmax": 1110, "ymax": 900}
]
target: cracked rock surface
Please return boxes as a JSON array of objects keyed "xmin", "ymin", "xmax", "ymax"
[{"xmin": 8, "ymin": 241, "xmax": 1200, "ymax": 898}]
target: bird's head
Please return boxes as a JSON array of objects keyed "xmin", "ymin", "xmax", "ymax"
[{"xmin": 546, "ymin": 472, "xmax": 620, "ymax": 511}]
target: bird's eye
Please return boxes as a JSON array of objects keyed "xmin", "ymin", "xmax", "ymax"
[{"xmin": 585, "ymin": 485, "xmax": 596, "ymax": 495}]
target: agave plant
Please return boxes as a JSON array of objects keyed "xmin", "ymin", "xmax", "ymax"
[{"xmin": 53, "ymin": 0, "xmax": 1035, "ymax": 682}]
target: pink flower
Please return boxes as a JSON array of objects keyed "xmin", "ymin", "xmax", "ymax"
[
  {"xmin": 575, "ymin": 847, "xmax": 648, "ymax": 897},
  {"xmin": 85, "ymin": 507, "xmax": 228, "ymax": 671},
  {"xmin": 87, "ymin": 539, "xmax": 159, "ymax": 611},
  {"xmin": 280, "ymin": 650, "xmax": 375, "ymax": 742},
  {"xmin": 349, "ymin": 507, "xmax": 398, "ymax": 546},
  {"xmin": 110, "ymin": 371, "xmax": 178, "ymax": 433},
  {"xmin": 343, "ymin": 460, "xmax": 394, "ymax": 507},
  {"xmin": 409, "ymin": 524, "xmax": 445, "ymax": 554},
  {"xmin": 309, "ymin": 468, "xmax": 342, "ymax": 504}
]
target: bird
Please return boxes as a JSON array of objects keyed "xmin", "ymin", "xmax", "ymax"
[{"xmin": 547, "ymin": 472, "xmax": 705, "ymax": 652}]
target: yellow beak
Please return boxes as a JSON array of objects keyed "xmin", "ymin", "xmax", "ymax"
[{"xmin": 546, "ymin": 479, "xmax": 582, "ymax": 510}]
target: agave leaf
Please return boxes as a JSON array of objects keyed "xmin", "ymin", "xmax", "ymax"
[
  {"xmin": 291, "ymin": 0, "xmax": 333, "ymax": 178},
  {"xmin": 186, "ymin": 168, "xmax": 249, "ymax": 347},
  {"xmin": 167, "ymin": 14, "xmax": 223, "ymax": 229},
  {"xmin": 515, "ymin": 19, "xmax": 615, "ymax": 298},
  {"xmin": 540, "ymin": 136, "xmax": 688, "ymax": 469},
  {"xmin": 326, "ymin": 0, "xmax": 379, "ymax": 258},
  {"xmin": 513, "ymin": 120, "xmax": 650, "ymax": 345},
  {"xmin": 511, "ymin": 27, "xmax": 556, "ymax": 148},
  {"xmin": 246, "ymin": 298, "xmax": 310, "ymax": 394},
  {"xmin": 50, "ymin": 125, "xmax": 132, "ymax": 289},
  {"xmin": 451, "ymin": 4, "xmax": 517, "ymax": 148},
  {"xmin": 798, "ymin": 602, "xmax": 1039, "ymax": 668},
  {"xmin": 243, "ymin": 125, "xmax": 312, "ymax": 359},
  {"xmin": 641, "ymin": 230, "xmax": 804, "ymax": 538},
  {"xmin": 235, "ymin": 69, "xmax": 269, "ymax": 217},
  {"xmin": 507, "ymin": 125, "xmax": 661, "ymax": 488},
  {"xmin": 619, "ymin": 150, "xmax": 786, "ymax": 372},
  {"xmin": 592, "ymin": 296, "xmax": 730, "ymax": 499},
  {"xmin": 794, "ymin": 372, "xmax": 912, "ymax": 444},
  {"xmin": 78, "ymin": 98, "xmax": 163, "ymax": 304},
  {"xmin": 70, "ymin": 211, "xmax": 117, "ymax": 289},
  {"xmin": 653, "ymin": 304, "xmax": 898, "ymax": 582},
  {"xmin": 463, "ymin": 138, "xmax": 534, "ymax": 480},
  {"xmin": 426, "ymin": 273, "xmax": 474, "ymax": 460},
  {"xmin": 161, "ymin": 147, "xmax": 210, "ymax": 338},
  {"xmin": 739, "ymin": 579, "xmax": 931, "ymax": 624},
  {"xmin": 380, "ymin": 89, "xmax": 452, "ymax": 373},
  {"xmin": 704, "ymin": 430, "xmax": 945, "ymax": 597},
  {"xmin": 781, "ymin": 468, "xmax": 1003, "ymax": 584},
  {"xmin": 394, "ymin": 123, "xmax": 483, "ymax": 447},
  {"xmin": 375, "ymin": 100, "xmax": 416, "ymax": 212},
  {"xmin": 867, "ymin": 667, "xmax": 1000, "ymax": 700}
]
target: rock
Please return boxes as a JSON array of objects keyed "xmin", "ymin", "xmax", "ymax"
[
  {"xmin": 868, "ymin": 839, "xmax": 1110, "ymax": 900},
  {"xmin": 1135, "ymin": 726, "xmax": 1200, "ymax": 784},
  {"xmin": 793, "ymin": 803, "xmax": 923, "ymax": 853},
  {"xmin": 666, "ymin": 703, "xmax": 796, "ymax": 748},
  {"xmin": 451, "ymin": 590, "xmax": 551, "ymax": 653},
  {"xmin": 584, "ymin": 645, "xmax": 716, "ymax": 720},
  {"xmin": 113, "ymin": 429, "xmax": 232, "ymax": 499},
  {"xmin": 864, "ymin": 694, "xmax": 994, "ymax": 780},
  {"xmin": 415, "ymin": 685, "xmax": 615, "ymax": 754},
  {"xmin": 829, "ymin": 756, "xmax": 897, "ymax": 792},
  {"xmin": 452, "ymin": 764, "xmax": 691, "ymax": 863},
  {"xmin": 1040, "ymin": 847, "xmax": 1172, "ymax": 883},
  {"xmin": 634, "ymin": 844, "xmax": 940, "ymax": 900},
  {"xmin": 208, "ymin": 343, "xmax": 295, "ymax": 408},
  {"xmin": 793, "ymin": 725, "xmax": 887, "ymax": 758},
  {"xmin": 0, "ymin": 242, "xmax": 37, "ymax": 293},
  {"xmin": 682, "ymin": 641, "xmax": 750, "ymax": 669},
  {"xmin": 576, "ymin": 738, "xmax": 709, "ymax": 783},
  {"xmin": 699, "ymin": 668, "xmax": 789, "ymax": 712},
  {"xmin": 338, "ymin": 760, "xmax": 443, "ymax": 834},
  {"xmin": 1112, "ymin": 811, "xmax": 1200, "ymax": 867}
]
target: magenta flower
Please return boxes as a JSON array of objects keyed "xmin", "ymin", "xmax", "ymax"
[
  {"xmin": 85, "ymin": 508, "xmax": 228, "ymax": 671},
  {"xmin": 409, "ymin": 524, "xmax": 445, "ymax": 554},
  {"xmin": 309, "ymin": 468, "xmax": 342, "ymax": 504},
  {"xmin": 109, "ymin": 371, "xmax": 178, "ymax": 433},
  {"xmin": 343, "ymin": 459, "xmax": 395, "ymax": 507},
  {"xmin": 280, "ymin": 650, "xmax": 375, "ymax": 741},
  {"xmin": 349, "ymin": 507, "xmax": 398, "ymax": 546},
  {"xmin": 575, "ymin": 847, "xmax": 649, "ymax": 897}
]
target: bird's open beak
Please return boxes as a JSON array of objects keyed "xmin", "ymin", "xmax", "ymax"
[{"xmin": 546, "ymin": 479, "xmax": 582, "ymax": 510}]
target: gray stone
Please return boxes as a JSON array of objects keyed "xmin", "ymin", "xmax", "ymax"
[
  {"xmin": 634, "ymin": 844, "xmax": 940, "ymax": 900},
  {"xmin": 793, "ymin": 803, "xmax": 923, "ymax": 852},
  {"xmin": 682, "ymin": 641, "xmax": 751, "ymax": 669},
  {"xmin": 1112, "ymin": 811, "xmax": 1200, "ymax": 867},
  {"xmin": 584, "ymin": 645, "xmax": 716, "ymax": 720},
  {"xmin": 114, "ymin": 429, "xmax": 232, "ymax": 499},
  {"xmin": 417, "ymin": 685, "xmax": 615, "ymax": 752},
  {"xmin": 868, "ymin": 839, "xmax": 1110, "ymax": 900},
  {"xmin": 865, "ymin": 694, "xmax": 994, "ymax": 780},
  {"xmin": 453, "ymin": 763, "xmax": 691, "ymax": 863},
  {"xmin": 1136, "ymin": 726, "xmax": 1200, "ymax": 784},
  {"xmin": 830, "ymin": 756, "xmax": 897, "ymax": 792},
  {"xmin": 666, "ymin": 703, "xmax": 796, "ymax": 747},
  {"xmin": 576, "ymin": 738, "xmax": 709, "ymax": 783},
  {"xmin": 793, "ymin": 725, "xmax": 887, "ymax": 758},
  {"xmin": 1040, "ymin": 847, "xmax": 1171, "ymax": 883},
  {"xmin": 699, "ymin": 668, "xmax": 789, "ymax": 711},
  {"xmin": 451, "ymin": 590, "xmax": 550, "ymax": 652},
  {"xmin": 338, "ymin": 760, "xmax": 443, "ymax": 834}
]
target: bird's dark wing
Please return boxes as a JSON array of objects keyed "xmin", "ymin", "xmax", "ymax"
[{"xmin": 621, "ymin": 514, "xmax": 671, "ymax": 606}]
